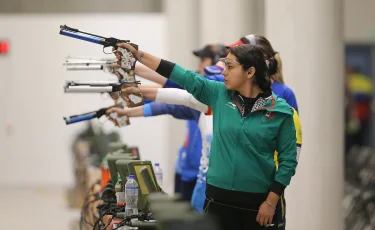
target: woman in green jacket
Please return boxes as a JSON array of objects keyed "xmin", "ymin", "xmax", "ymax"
[{"xmin": 112, "ymin": 43, "xmax": 298, "ymax": 230}]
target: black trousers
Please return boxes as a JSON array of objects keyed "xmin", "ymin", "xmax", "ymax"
[
  {"xmin": 204, "ymin": 199, "xmax": 278, "ymax": 230},
  {"xmin": 175, "ymin": 173, "xmax": 197, "ymax": 202},
  {"xmin": 204, "ymin": 184, "xmax": 278, "ymax": 230},
  {"xmin": 181, "ymin": 179, "xmax": 197, "ymax": 201},
  {"xmin": 174, "ymin": 173, "xmax": 182, "ymax": 193}
]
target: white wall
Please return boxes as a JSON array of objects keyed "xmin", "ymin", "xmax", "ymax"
[
  {"xmin": 265, "ymin": 0, "xmax": 344, "ymax": 229},
  {"xmin": 0, "ymin": 14, "xmax": 179, "ymax": 193},
  {"xmin": 161, "ymin": 0, "xmax": 201, "ymax": 194},
  {"xmin": 198, "ymin": 0, "xmax": 264, "ymax": 47},
  {"xmin": 344, "ymin": 0, "xmax": 375, "ymax": 43}
]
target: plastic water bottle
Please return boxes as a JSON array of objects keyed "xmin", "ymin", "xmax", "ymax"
[
  {"xmin": 115, "ymin": 174, "xmax": 125, "ymax": 206},
  {"xmin": 125, "ymin": 175, "xmax": 139, "ymax": 217},
  {"xmin": 154, "ymin": 163, "xmax": 163, "ymax": 188}
]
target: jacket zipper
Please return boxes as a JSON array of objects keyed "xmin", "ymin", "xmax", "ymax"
[
  {"xmin": 233, "ymin": 102, "xmax": 246, "ymax": 190},
  {"xmin": 231, "ymin": 94, "xmax": 273, "ymax": 190}
]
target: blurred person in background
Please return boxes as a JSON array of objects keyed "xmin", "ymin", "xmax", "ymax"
[
  {"xmin": 171, "ymin": 44, "xmax": 227, "ymax": 200},
  {"xmin": 119, "ymin": 71, "xmax": 202, "ymax": 201},
  {"xmin": 345, "ymin": 65, "xmax": 373, "ymax": 152},
  {"xmin": 193, "ymin": 44, "xmax": 228, "ymax": 74},
  {"xmin": 176, "ymin": 44, "xmax": 227, "ymax": 200}
]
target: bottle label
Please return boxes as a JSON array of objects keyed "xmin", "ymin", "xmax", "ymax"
[
  {"xmin": 116, "ymin": 191, "xmax": 125, "ymax": 206},
  {"xmin": 115, "ymin": 181, "xmax": 124, "ymax": 192},
  {"xmin": 125, "ymin": 186, "xmax": 138, "ymax": 196}
]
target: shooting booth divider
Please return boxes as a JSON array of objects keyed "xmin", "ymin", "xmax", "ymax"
[{"xmin": 107, "ymin": 154, "xmax": 137, "ymax": 185}]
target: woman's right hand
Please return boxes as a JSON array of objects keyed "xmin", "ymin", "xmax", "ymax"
[
  {"xmin": 106, "ymin": 107, "xmax": 127, "ymax": 118},
  {"xmin": 116, "ymin": 42, "xmax": 138, "ymax": 56},
  {"xmin": 106, "ymin": 107, "xmax": 128, "ymax": 127}
]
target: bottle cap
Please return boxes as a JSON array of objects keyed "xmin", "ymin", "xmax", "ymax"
[
  {"xmin": 117, "ymin": 173, "xmax": 121, "ymax": 180},
  {"xmin": 128, "ymin": 175, "xmax": 135, "ymax": 179},
  {"xmin": 154, "ymin": 163, "xmax": 160, "ymax": 166}
]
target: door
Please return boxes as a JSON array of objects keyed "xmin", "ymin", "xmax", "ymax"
[{"xmin": 345, "ymin": 45, "xmax": 374, "ymax": 148}]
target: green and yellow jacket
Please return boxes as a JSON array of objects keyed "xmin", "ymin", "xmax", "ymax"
[{"xmin": 159, "ymin": 62, "xmax": 298, "ymax": 194}]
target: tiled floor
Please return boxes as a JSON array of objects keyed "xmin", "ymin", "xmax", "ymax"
[{"xmin": 0, "ymin": 187, "xmax": 80, "ymax": 230}]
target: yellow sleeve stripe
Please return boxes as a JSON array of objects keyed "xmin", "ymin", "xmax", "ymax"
[
  {"xmin": 274, "ymin": 108, "xmax": 302, "ymax": 168},
  {"xmin": 293, "ymin": 108, "xmax": 302, "ymax": 145}
]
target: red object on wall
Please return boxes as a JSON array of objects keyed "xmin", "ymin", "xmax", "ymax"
[{"xmin": 0, "ymin": 41, "xmax": 9, "ymax": 55}]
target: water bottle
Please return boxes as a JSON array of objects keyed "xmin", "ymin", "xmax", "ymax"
[
  {"xmin": 115, "ymin": 174, "xmax": 125, "ymax": 206},
  {"xmin": 154, "ymin": 163, "xmax": 163, "ymax": 188},
  {"xmin": 125, "ymin": 175, "xmax": 139, "ymax": 217}
]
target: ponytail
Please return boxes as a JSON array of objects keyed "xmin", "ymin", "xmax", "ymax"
[
  {"xmin": 266, "ymin": 57, "xmax": 278, "ymax": 76},
  {"xmin": 254, "ymin": 56, "xmax": 276, "ymax": 92},
  {"xmin": 273, "ymin": 52, "xmax": 285, "ymax": 84},
  {"xmin": 256, "ymin": 76, "xmax": 272, "ymax": 92}
]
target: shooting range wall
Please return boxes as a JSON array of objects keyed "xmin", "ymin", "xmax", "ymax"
[{"xmin": 0, "ymin": 14, "xmax": 182, "ymax": 195}]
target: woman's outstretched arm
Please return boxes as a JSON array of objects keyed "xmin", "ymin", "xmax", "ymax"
[
  {"xmin": 116, "ymin": 43, "xmax": 225, "ymax": 108},
  {"xmin": 123, "ymin": 87, "xmax": 209, "ymax": 113},
  {"xmin": 135, "ymin": 62, "xmax": 167, "ymax": 86}
]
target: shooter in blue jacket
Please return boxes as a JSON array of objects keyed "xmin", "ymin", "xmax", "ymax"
[{"xmin": 125, "ymin": 78, "xmax": 201, "ymax": 201}]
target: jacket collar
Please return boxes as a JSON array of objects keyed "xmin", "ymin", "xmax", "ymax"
[
  {"xmin": 232, "ymin": 90, "xmax": 273, "ymax": 113},
  {"xmin": 231, "ymin": 91, "xmax": 292, "ymax": 115}
]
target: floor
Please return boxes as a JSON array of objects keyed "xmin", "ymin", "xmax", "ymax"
[{"xmin": 0, "ymin": 187, "xmax": 80, "ymax": 230}]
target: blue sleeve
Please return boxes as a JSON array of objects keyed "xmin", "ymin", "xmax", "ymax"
[
  {"xmin": 142, "ymin": 104, "xmax": 153, "ymax": 117},
  {"xmin": 143, "ymin": 99, "xmax": 154, "ymax": 104},
  {"xmin": 205, "ymin": 74, "xmax": 224, "ymax": 82},
  {"xmin": 283, "ymin": 89, "xmax": 299, "ymax": 113},
  {"xmin": 142, "ymin": 101, "xmax": 200, "ymax": 121},
  {"xmin": 163, "ymin": 79, "xmax": 182, "ymax": 89}
]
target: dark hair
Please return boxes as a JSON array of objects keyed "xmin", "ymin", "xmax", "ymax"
[
  {"xmin": 229, "ymin": 44, "xmax": 275, "ymax": 91},
  {"xmin": 206, "ymin": 44, "xmax": 228, "ymax": 64},
  {"xmin": 267, "ymin": 57, "xmax": 278, "ymax": 76}
]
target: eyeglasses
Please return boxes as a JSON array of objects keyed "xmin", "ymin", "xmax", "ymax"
[
  {"xmin": 219, "ymin": 57, "xmax": 244, "ymax": 70},
  {"xmin": 219, "ymin": 57, "xmax": 242, "ymax": 66}
]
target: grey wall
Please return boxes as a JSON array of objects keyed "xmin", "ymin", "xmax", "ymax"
[{"xmin": 0, "ymin": 0, "xmax": 161, "ymax": 13}]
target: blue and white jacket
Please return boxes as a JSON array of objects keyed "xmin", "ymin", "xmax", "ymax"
[{"xmin": 141, "ymin": 79, "xmax": 201, "ymax": 182}]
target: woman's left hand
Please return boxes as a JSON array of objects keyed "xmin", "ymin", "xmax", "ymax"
[{"xmin": 256, "ymin": 201, "xmax": 275, "ymax": 226}]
